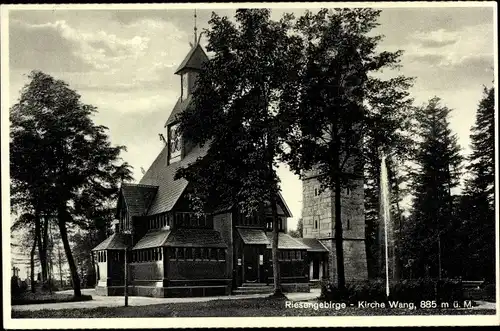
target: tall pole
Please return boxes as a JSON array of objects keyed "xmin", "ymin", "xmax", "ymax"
[{"xmin": 124, "ymin": 249, "xmax": 128, "ymax": 307}]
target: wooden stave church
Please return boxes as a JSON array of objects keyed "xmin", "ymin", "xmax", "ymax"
[{"xmin": 90, "ymin": 39, "xmax": 335, "ymax": 298}]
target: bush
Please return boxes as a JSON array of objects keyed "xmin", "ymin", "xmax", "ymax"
[
  {"xmin": 320, "ymin": 278, "xmax": 464, "ymax": 308},
  {"xmin": 41, "ymin": 280, "xmax": 60, "ymax": 292},
  {"xmin": 483, "ymin": 284, "xmax": 495, "ymax": 301},
  {"xmin": 11, "ymin": 276, "xmax": 22, "ymax": 297},
  {"xmin": 19, "ymin": 280, "xmax": 28, "ymax": 293}
]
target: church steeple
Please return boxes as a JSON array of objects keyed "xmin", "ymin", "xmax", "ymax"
[
  {"xmin": 173, "ymin": 10, "xmax": 208, "ymax": 102},
  {"xmin": 164, "ymin": 10, "xmax": 209, "ymax": 164}
]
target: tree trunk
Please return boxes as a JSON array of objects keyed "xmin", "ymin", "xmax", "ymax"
[
  {"xmin": 34, "ymin": 209, "xmax": 47, "ymax": 283},
  {"xmin": 334, "ymin": 173, "xmax": 346, "ymax": 291},
  {"xmin": 392, "ymin": 174, "xmax": 402, "ymax": 282},
  {"xmin": 30, "ymin": 229, "xmax": 38, "ymax": 293},
  {"xmin": 58, "ymin": 244, "xmax": 64, "ymax": 288},
  {"xmin": 270, "ymin": 191, "xmax": 282, "ymax": 297},
  {"xmin": 41, "ymin": 215, "xmax": 49, "ymax": 284},
  {"xmin": 57, "ymin": 206, "xmax": 82, "ymax": 297}
]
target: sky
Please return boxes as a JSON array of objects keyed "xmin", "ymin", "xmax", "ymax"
[{"xmin": 5, "ymin": 4, "xmax": 496, "ymax": 235}]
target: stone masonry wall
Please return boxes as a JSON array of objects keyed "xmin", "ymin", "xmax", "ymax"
[{"xmin": 302, "ymin": 173, "xmax": 367, "ymax": 282}]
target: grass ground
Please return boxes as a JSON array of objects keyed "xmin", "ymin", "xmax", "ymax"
[
  {"xmin": 12, "ymin": 297, "xmax": 495, "ymax": 318},
  {"xmin": 12, "ymin": 291, "xmax": 92, "ymax": 306}
]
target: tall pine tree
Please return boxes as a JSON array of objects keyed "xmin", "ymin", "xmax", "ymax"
[
  {"xmin": 459, "ymin": 87, "xmax": 495, "ymax": 280},
  {"xmin": 404, "ymin": 97, "xmax": 463, "ymax": 279}
]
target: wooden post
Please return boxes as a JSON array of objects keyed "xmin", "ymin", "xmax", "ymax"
[{"xmin": 124, "ymin": 249, "xmax": 128, "ymax": 307}]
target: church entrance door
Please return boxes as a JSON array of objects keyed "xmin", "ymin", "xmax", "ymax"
[
  {"xmin": 243, "ymin": 246, "xmax": 261, "ymax": 283},
  {"xmin": 312, "ymin": 257, "xmax": 320, "ymax": 280}
]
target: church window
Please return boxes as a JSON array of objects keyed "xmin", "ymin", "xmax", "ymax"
[
  {"xmin": 211, "ymin": 248, "xmax": 218, "ymax": 261},
  {"xmin": 218, "ymin": 249, "xmax": 225, "ymax": 261},
  {"xmin": 186, "ymin": 248, "xmax": 193, "ymax": 260},
  {"xmin": 194, "ymin": 247, "xmax": 201, "ymax": 260},
  {"xmin": 314, "ymin": 219, "xmax": 318, "ymax": 229},
  {"xmin": 181, "ymin": 74, "xmax": 188, "ymax": 101},
  {"xmin": 201, "ymin": 248, "xmax": 208, "ymax": 260},
  {"xmin": 158, "ymin": 248, "xmax": 163, "ymax": 260},
  {"xmin": 178, "ymin": 248, "xmax": 185, "ymax": 260},
  {"xmin": 314, "ymin": 188, "xmax": 319, "ymax": 196}
]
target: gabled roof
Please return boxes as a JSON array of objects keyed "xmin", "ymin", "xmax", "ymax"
[
  {"xmin": 139, "ymin": 142, "xmax": 210, "ymax": 215},
  {"xmin": 213, "ymin": 193, "xmax": 293, "ymax": 217},
  {"xmin": 164, "ymin": 94, "xmax": 193, "ymax": 128},
  {"xmin": 92, "ymin": 233, "xmax": 131, "ymax": 251},
  {"xmin": 265, "ymin": 232, "xmax": 310, "ymax": 250},
  {"xmin": 296, "ymin": 238, "xmax": 329, "ymax": 252},
  {"xmin": 132, "ymin": 228, "xmax": 227, "ymax": 250},
  {"xmin": 174, "ymin": 43, "xmax": 209, "ymax": 75},
  {"xmin": 120, "ymin": 183, "xmax": 158, "ymax": 217},
  {"xmin": 277, "ymin": 192, "xmax": 293, "ymax": 218}
]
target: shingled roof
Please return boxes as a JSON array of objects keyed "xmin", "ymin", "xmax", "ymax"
[
  {"xmin": 139, "ymin": 142, "xmax": 209, "ymax": 215},
  {"xmin": 296, "ymin": 238, "xmax": 329, "ymax": 252},
  {"xmin": 132, "ymin": 228, "xmax": 227, "ymax": 250},
  {"xmin": 265, "ymin": 232, "xmax": 310, "ymax": 250},
  {"xmin": 166, "ymin": 228, "xmax": 227, "ymax": 248},
  {"xmin": 119, "ymin": 183, "xmax": 158, "ymax": 217},
  {"xmin": 132, "ymin": 229, "xmax": 171, "ymax": 250},
  {"xmin": 92, "ymin": 233, "xmax": 132, "ymax": 251},
  {"xmin": 174, "ymin": 43, "xmax": 209, "ymax": 75},
  {"xmin": 237, "ymin": 228, "xmax": 270, "ymax": 245},
  {"xmin": 164, "ymin": 94, "xmax": 193, "ymax": 127}
]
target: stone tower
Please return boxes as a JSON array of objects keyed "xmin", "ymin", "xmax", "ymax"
[{"xmin": 302, "ymin": 168, "xmax": 368, "ymax": 283}]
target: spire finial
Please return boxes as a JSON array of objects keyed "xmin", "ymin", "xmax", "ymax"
[{"xmin": 194, "ymin": 9, "xmax": 198, "ymax": 45}]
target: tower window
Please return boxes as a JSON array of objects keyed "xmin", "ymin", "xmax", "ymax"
[
  {"xmin": 169, "ymin": 124, "xmax": 182, "ymax": 163},
  {"xmin": 313, "ymin": 215, "xmax": 320, "ymax": 230},
  {"xmin": 314, "ymin": 188, "xmax": 319, "ymax": 196},
  {"xmin": 181, "ymin": 74, "xmax": 188, "ymax": 101}
]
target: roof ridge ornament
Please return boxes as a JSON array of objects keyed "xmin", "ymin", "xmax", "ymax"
[{"xmin": 194, "ymin": 9, "xmax": 198, "ymax": 46}]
